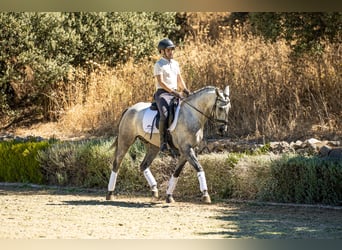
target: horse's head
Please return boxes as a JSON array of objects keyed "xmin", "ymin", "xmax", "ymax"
[{"xmin": 214, "ymin": 86, "xmax": 231, "ymax": 135}]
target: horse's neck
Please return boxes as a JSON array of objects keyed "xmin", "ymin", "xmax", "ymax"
[{"xmin": 185, "ymin": 89, "xmax": 216, "ymax": 123}]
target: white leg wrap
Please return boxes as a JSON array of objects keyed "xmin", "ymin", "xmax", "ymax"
[
  {"xmin": 143, "ymin": 168, "xmax": 157, "ymax": 188},
  {"xmin": 108, "ymin": 171, "xmax": 117, "ymax": 191},
  {"xmin": 166, "ymin": 175, "xmax": 179, "ymax": 195},
  {"xmin": 197, "ymin": 171, "xmax": 208, "ymax": 192}
]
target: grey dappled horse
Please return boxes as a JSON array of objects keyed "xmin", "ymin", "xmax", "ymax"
[{"xmin": 106, "ymin": 86, "xmax": 231, "ymax": 203}]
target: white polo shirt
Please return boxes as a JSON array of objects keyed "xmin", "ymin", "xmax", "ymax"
[{"xmin": 154, "ymin": 57, "xmax": 180, "ymax": 91}]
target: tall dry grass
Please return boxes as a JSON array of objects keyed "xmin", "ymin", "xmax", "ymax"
[
  {"xmin": 49, "ymin": 18, "xmax": 341, "ymax": 141},
  {"xmin": 178, "ymin": 24, "xmax": 341, "ymax": 140},
  {"xmin": 47, "ymin": 59, "xmax": 156, "ymax": 137}
]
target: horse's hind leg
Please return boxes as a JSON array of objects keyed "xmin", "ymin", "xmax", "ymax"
[{"xmin": 140, "ymin": 143, "xmax": 159, "ymax": 198}]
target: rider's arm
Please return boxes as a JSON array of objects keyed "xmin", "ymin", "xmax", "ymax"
[
  {"xmin": 177, "ymin": 74, "xmax": 187, "ymax": 92},
  {"xmin": 155, "ymin": 75, "xmax": 175, "ymax": 93}
]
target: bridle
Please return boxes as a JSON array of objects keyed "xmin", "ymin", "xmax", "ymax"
[
  {"xmin": 210, "ymin": 95, "xmax": 230, "ymax": 126},
  {"xmin": 181, "ymin": 92, "xmax": 230, "ymax": 126}
]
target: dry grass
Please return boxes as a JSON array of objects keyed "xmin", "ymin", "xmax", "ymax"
[
  {"xmin": 41, "ymin": 13, "xmax": 341, "ymax": 141},
  {"xmin": 45, "ymin": 59, "xmax": 156, "ymax": 137}
]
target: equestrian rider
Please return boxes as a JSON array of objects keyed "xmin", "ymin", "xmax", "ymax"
[{"xmin": 154, "ymin": 38, "xmax": 190, "ymax": 153}]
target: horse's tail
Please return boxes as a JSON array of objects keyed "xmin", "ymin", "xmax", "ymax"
[{"xmin": 109, "ymin": 108, "xmax": 129, "ymax": 152}]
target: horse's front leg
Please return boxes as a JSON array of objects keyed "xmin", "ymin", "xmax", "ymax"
[
  {"xmin": 186, "ymin": 147, "xmax": 211, "ymax": 204},
  {"xmin": 166, "ymin": 156, "xmax": 187, "ymax": 203}
]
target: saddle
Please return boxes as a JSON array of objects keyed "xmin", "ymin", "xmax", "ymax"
[
  {"xmin": 150, "ymin": 97, "xmax": 179, "ymax": 130},
  {"xmin": 149, "ymin": 97, "xmax": 180, "ymax": 156}
]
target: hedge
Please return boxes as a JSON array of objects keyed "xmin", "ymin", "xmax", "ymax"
[{"xmin": 1, "ymin": 138, "xmax": 341, "ymax": 205}]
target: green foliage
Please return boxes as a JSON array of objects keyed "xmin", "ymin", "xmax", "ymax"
[
  {"xmin": 38, "ymin": 138, "xmax": 149, "ymax": 190},
  {"xmin": 0, "ymin": 139, "xmax": 53, "ymax": 184},
  {"xmin": 254, "ymin": 143, "xmax": 271, "ymax": 154},
  {"xmin": 261, "ymin": 154, "xmax": 342, "ymax": 205},
  {"xmin": 249, "ymin": 12, "xmax": 342, "ymax": 56},
  {"xmin": 0, "ymin": 12, "xmax": 180, "ymax": 117},
  {"xmin": 59, "ymin": 12, "xmax": 179, "ymax": 67},
  {"xmin": 38, "ymin": 139, "xmax": 114, "ymax": 188},
  {"xmin": 171, "ymin": 153, "xmax": 271, "ymax": 201},
  {"xmin": 171, "ymin": 152, "xmax": 342, "ymax": 205},
  {"xmin": 2, "ymin": 136, "xmax": 342, "ymax": 205},
  {"xmin": 225, "ymin": 153, "xmax": 244, "ymax": 168}
]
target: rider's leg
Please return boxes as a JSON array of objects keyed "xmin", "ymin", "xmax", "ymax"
[
  {"xmin": 154, "ymin": 91, "xmax": 170, "ymax": 152},
  {"xmin": 158, "ymin": 111, "xmax": 168, "ymax": 152}
]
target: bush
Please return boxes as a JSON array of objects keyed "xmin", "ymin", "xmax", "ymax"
[
  {"xmin": 36, "ymin": 141, "xmax": 342, "ymax": 205},
  {"xmin": 165, "ymin": 152, "xmax": 342, "ymax": 205},
  {"xmin": 1, "ymin": 134, "xmax": 337, "ymax": 205},
  {"xmin": 260, "ymin": 154, "xmax": 342, "ymax": 205},
  {"xmin": 3, "ymin": 136, "xmax": 341, "ymax": 205},
  {"xmin": 38, "ymin": 139, "xmax": 113, "ymax": 188},
  {"xmin": 0, "ymin": 12, "xmax": 180, "ymax": 120},
  {"xmin": 38, "ymin": 138, "xmax": 150, "ymax": 190},
  {"xmin": 0, "ymin": 139, "xmax": 53, "ymax": 184},
  {"xmin": 248, "ymin": 12, "xmax": 342, "ymax": 55},
  {"xmin": 161, "ymin": 152, "xmax": 272, "ymax": 202}
]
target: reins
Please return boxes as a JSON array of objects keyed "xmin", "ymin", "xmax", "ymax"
[{"xmin": 180, "ymin": 96, "xmax": 229, "ymax": 126}]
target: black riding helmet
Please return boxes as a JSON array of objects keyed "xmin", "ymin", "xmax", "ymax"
[{"xmin": 157, "ymin": 38, "xmax": 175, "ymax": 53}]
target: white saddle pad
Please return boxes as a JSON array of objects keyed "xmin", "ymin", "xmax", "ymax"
[{"xmin": 142, "ymin": 103, "xmax": 181, "ymax": 134}]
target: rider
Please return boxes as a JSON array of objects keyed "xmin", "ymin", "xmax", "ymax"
[{"xmin": 154, "ymin": 38, "xmax": 190, "ymax": 153}]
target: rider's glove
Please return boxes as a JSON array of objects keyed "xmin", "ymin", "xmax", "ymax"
[
  {"xmin": 171, "ymin": 91, "xmax": 182, "ymax": 99},
  {"xmin": 183, "ymin": 88, "xmax": 190, "ymax": 97}
]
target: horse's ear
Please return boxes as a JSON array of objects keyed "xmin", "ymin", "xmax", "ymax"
[
  {"xmin": 223, "ymin": 86, "xmax": 230, "ymax": 97},
  {"xmin": 215, "ymin": 88, "xmax": 224, "ymax": 99}
]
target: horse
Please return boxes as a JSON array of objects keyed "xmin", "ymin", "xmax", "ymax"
[{"xmin": 106, "ymin": 85, "xmax": 231, "ymax": 203}]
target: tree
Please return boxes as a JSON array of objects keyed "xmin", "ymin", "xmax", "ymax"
[
  {"xmin": 248, "ymin": 12, "xmax": 342, "ymax": 55},
  {"xmin": 0, "ymin": 12, "xmax": 180, "ymax": 120}
]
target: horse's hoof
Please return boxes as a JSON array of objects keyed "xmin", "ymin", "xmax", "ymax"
[
  {"xmin": 106, "ymin": 192, "xmax": 115, "ymax": 201},
  {"xmin": 151, "ymin": 186, "xmax": 159, "ymax": 198},
  {"xmin": 202, "ymin": 194, "xmax": 211, "ymax": 204},
  {"xmin": 166, "ymin": 195, "xmax": 175, "ymax": 203}
]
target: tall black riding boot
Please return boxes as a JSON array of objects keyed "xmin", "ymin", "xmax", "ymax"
[{"xmin": 159, "ymin": 119, "xmax": 168, "ymax": 153}]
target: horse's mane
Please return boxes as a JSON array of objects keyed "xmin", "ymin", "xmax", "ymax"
[{"xmin": 186, "ymin": 86, "xmax": 216, "ymax": 101}]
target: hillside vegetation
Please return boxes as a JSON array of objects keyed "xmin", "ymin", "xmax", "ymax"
[
  {"xmin": 1, "ymin": 12, "xmax": 341, "ymax": 141},
  {"xmin": 0, "ymin": 12, "xmax": 341, "ymax": 205}
]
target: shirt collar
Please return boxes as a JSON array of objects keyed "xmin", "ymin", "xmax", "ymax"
[{"xmin": 161, "ymin": 57, "xmax": 173, "ymax": 63}]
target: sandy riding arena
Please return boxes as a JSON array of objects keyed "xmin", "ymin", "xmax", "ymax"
[{"xmin": 0, "ymin": 183, "xmax": 341, "ymax": 239}]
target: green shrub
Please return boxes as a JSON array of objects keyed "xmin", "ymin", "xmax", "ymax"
[
  {"xmin": 0, "ymin": 12, "xmax": 180, "ymax": 119},
  {"xmin": 165, "ymin": 152, "xmax": 342, "ymax": 205},
  {"xmin": 167, "ymin": 153, "xmax": 271, "ymax": 201},
  {"xmin": 38, "ymin": 138, "xmax": 150, "ymax": 189},
  {"xmin": 38, "ymin": 139, "xmax": 112, "ymax": 188},
  {"xmin": 261, "ymin": 154, "xmax": 342, "ymax": 205},
  {"xmin": 0, "ymin": 139, "xmax": 53, "ymax": 184},
  {"xmin": 32, "ymin": 137, "xmax": 342, "ymax": 205}
]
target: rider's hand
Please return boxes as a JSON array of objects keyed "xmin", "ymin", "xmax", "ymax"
[
  {"xmin": 171, "ymin": 91, "xmax": 182, "ymax": 99},
  {"xmin": 183, "ymin": 88, "xmax": 190, "ymax": 97}
]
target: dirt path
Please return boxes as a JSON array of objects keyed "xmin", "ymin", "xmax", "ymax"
[{"xmin": 0, "ymin": 183, "xmax": 341, "ymax": 239}]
